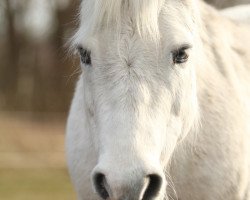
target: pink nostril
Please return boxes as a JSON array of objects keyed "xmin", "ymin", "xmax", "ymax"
[{"xmin": 93, "ymin": 173, "xmax": 109, "ymax": 199}]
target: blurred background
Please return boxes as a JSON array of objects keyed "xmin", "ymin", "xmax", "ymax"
[
  {"xmin": 0, "ymin": 0, "xmax": 249, "ymax": 200},
  {"xmin": 205, "ymin": 0, "xmax": 250, "ymax": 8},
  {"xmin": 0, "ymin": 0, "xmax": 79, "ymax": 199}
]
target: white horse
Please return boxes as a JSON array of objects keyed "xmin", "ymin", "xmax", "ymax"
[
  {"xmin": 66, "ymin": 0, "xmax": 250, "ymax": 199},
  {"xmin": 221, "ymin": 4, "xmax": 250, "ymax": 24}
]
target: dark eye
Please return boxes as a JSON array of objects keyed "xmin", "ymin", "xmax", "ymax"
[
  {"xmin": 172, "ymin": 47, "xmax": 189, "ymax": 64},
  {"xmin": 78, "ymin": 47, "xmax": 91, "ymax": 65}
]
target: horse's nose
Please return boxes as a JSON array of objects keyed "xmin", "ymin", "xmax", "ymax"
[{"xmin": 92, "ymin": 171, "xmax": 163, "ymax": 200}]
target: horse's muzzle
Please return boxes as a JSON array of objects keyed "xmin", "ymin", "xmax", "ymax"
[{"xmin": 92, "ymin": 170, "xmax": 164, "ymax": 200}]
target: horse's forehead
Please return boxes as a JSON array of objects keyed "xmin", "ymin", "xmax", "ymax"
[
  {"xmin": 74, "ymin": 0, "xmax": 197, "ymax": 52},
  {"xmin": 76, "ymin": 0, "xmax": 196, "ymax": 43},
  {"xmin": 88, "ymin": 21, "xmax": 193, "ymax": 53}
]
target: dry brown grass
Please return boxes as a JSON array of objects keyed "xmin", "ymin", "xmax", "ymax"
[{"xmin": 0, "ymin": 112, "xmax": 67, "ymax": 168}]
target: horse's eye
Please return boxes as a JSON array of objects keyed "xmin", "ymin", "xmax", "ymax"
[
  {"xmin": 78, "ymin": 47, "xmax": 91, "ymax": 66},
  {"xmin": 172, "ymin": 47, "xmax": 189, "ymax": 64}
]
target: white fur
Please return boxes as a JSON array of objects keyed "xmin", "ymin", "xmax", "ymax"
[
  {"xmin": 71, "ymin": 0, "xmax": 165, "ymax": 44},
  {"xmin": 221, "ymin": 4, "xmax": 250, "ymax": 24},
  {"xmin": 66, "ymin": 0, "xmax": 250, "ymax": 200}
]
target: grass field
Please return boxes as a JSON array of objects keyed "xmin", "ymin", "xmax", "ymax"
[
  {"xmin": 0, "ymin": 112, "xmax": 76, "ymax": 200},
  {"xmin": 0, "ymin": 169, "xmax": 75, "ymax": 200}
]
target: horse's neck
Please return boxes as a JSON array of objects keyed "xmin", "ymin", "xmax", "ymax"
[
  {"xmin": 170, "ymin": 2, "xmax": 250, "ymax": 179},
  {"xmin": 196, "ymin": 2, "xmax": 250, "ymax": 99},
  {"xmin": 183, "ymin": 2, "xmax": 250, "ymax": 155},
  {"xmin": 221, "ymin": 5, "xmax": 250, "ymax": 24}
]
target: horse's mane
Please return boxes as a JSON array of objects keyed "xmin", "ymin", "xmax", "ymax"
[{"xmin": 72, "ymin": 0, "xmax": 165, "ymax": 46}]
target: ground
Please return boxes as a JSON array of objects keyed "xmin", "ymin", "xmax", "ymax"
[
  {"xmin": 0, "ymin": 112, "xmax": 75, "ymax": 200},
  {"xmin": 0, "ymin": 168, "xmax": 75, "ymax": 200}
]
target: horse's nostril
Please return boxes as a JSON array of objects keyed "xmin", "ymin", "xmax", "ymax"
[
  {"xmin": 93, "ymin": 173, "xmax": 109, "ymax": 199},
  {"xmin": 143, "ymin": 174, "xmax": 163, "ymax": 200},
  {"xmin": 93, "ymin": 171, "xmax": 163, "ymax": 200}
]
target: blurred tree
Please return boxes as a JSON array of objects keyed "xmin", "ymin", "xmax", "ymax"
[
  {"xmin": 1, "ymin": 0, "xmax": 20, "ymax": 109},
  {"xmin": 31, "ymin": 1, "xmax": 80, "ymax": 112},
  {"xmin": 0, "ymin": 0, "xmax": 79, "ymax": 112}
]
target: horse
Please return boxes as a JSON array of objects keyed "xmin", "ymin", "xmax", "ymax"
[
  {"xmin": 221, "ymin": 4, "xmax": 250, "ymax": 24},
  {"xmin": 66, "ymin": 0, "xmax": 250, "ymax": 199}
]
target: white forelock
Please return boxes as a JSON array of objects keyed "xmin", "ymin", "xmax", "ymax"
[{"xmin": 72, "ymin": 0, "xmax": 166, "ymax": 46}]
